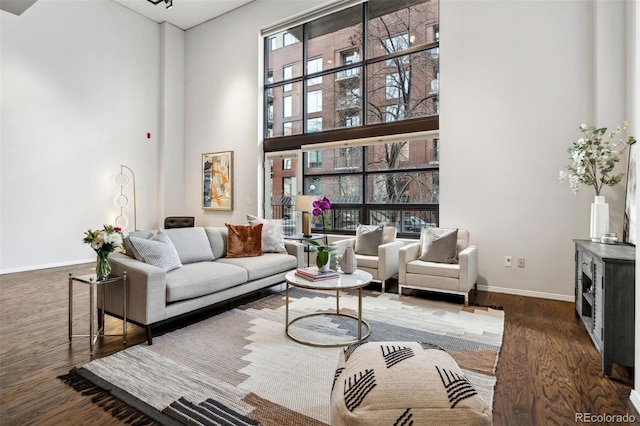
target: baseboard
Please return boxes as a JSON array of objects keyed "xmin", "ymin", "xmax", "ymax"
[
  {"xmin": 630, "ymin": 390, "xmax": 640, "ymax": 416},
  {"xmin": 0, "ymin": 258, "xmax": 94, "ymax": 275},
  {"xmin": 477, "ymin": 284, "xmax": 574, "ymax": 302}
]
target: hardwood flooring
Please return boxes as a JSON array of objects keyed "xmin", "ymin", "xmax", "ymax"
[{"xmin": 0, "ymin": 264, "xmax": 637, "ymax": 425}]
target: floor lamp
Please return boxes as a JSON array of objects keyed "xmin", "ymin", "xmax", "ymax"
[
  {"xmin": 113, "ymin": 165, "xmax": 137, "ymax": 231},
  {"xmin": 295, "ymin": 195, "xmax": 316, "ymax": 237}
]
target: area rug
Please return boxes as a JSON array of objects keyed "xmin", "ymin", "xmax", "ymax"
[{"xmin": 59, "ymin": 288, "xmax": 504, "ymax": 425}]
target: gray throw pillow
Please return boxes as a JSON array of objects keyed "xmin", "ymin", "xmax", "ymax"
[
  {"xmin": 418, "ymin": 228, "xmax": 459, "ymax": 264},
  {"xmin": 123, "ymin": 230, "xmax": 155, "ymax": 258},
  {"xmin": 247, "ymin": 214, "xmax": 287, "ymax": 253},
  {"xmin": 354, "ymin": 224, "xmax": 384, "ymax": 256},
  {"xmin": 129, "ymin": 230, "xmax": 182, "ymax": 272}
]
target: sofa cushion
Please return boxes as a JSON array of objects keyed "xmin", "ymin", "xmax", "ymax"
[
  {"xmin": 204, "ymin": 227, "xmax": 227, "ymax": 259},
  {"xmin": 217, "ymin": 252, "xmax": 297, "ymax": 281},
  {"xmin": 164, "ymin": 227, "xmax": 215, "ymax": 264},
  {"xmin": 226, "ymin": 223, "xmax": 263, "ymax": 258},
  {"xmin": 165, "ymin": 262, "xmax": 248, "ymax": 302},
  {"xmin": 247, "ymin": 215, "xmax": 287, "ymax": 253},
  {"xmin": 128, "ymin": 230, "xmax": 182, "ymax": 272},
  {"xmin": 354, "ymin": 224, "xmax": 384, "ymax": 256},
  {"xmin": 419, "ymin": 228, "xmax": 459, "ymax": 264}
]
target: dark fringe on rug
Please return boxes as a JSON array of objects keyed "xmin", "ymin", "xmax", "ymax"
[{"xmin": 58, "ymin": 367, "xmax": 163, "ymax": 426}]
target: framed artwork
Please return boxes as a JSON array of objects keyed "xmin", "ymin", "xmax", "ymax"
[
  {"xmin": 202, "ymin": 151, "xmax": 233, "ymax": 211},
  {"xmin": 623, "ymin": 141, "xmax": 636, "ymax": 245}
]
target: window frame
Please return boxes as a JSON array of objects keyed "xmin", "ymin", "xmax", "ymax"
[{"xmin": 263, "ymin": 0, "xmax": 439, "ymax": 236}]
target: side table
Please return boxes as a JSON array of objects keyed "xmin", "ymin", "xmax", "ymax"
[
  {"xmin": 68, "ymin": 272, "xmax": 127, "ymax": 353},
  {"xmin": 284, "ymin": 233, "xmax": 326, "ymax": 266}
]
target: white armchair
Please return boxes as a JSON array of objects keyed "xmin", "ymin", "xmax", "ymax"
[
  {"xmin": 398, "ymin": 228, "xmax": 478, "ymax": 303},
  {"xmin": 333, "ymin": 226, "xmax": 404, "ymax": 292}
]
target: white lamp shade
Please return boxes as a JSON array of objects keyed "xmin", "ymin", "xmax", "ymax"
[{"xmin": 295, "ymin": 195, "xmax": 317, "ymax": 212}]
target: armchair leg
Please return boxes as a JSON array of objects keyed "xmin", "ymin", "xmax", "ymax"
[{"xmin": 380, "ymin": 280, "xmax": 386, "ymax": 293}]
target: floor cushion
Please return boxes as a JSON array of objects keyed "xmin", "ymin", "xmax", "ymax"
[{"xmin": 330, "ymin": 341, "xmax": 492, "ymax": 425}]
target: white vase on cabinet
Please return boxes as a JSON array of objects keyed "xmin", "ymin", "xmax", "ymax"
[{"xmin": 590, "ymin": 195, "xmax": 609, "ymax": 242}]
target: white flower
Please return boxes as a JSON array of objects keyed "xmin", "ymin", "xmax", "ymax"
[{"xmin": 560, "ymin": 121, "xmax": 635, "ymax": 196}]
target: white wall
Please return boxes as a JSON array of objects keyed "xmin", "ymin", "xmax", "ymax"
[
  {"xmin": 0, "ymin": 0, "xmax": 163, "ymax": 272},
  {"xmin": 440, "ymin": 0, "xmax": 632, "ymax": 299},
  {"xmin": 184, "ymin": 0, "xmax": 329, "ymax": 227}
]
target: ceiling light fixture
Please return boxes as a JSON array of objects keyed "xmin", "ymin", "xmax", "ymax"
[{"xmin": 147, "ymin": 0, "xmax": 172, "ymax": 9}]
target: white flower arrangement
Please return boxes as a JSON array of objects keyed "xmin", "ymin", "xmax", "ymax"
[
  {"xmin": 83, "ymin": 225, "xmax": 124, "ymax": 255},
  {"xmin": 560, "ymin": 121, "xmax": 636, "ymax": 196}
]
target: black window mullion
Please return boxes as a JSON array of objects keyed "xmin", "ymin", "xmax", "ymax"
[
  {"xmin": 362, "ymin": 2, "xmax": 369, "ymax": 126},
  {"xmin": 362, "ymin": 145, "xmax": 369, "ymax": 222},
  {"xmin": 302, "ymin": 23, "xmax": 308, "ymax": 134}
]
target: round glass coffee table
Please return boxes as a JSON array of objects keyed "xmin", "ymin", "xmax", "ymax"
[{"xmin": 284, "ymin": 269, "xmax": 373, "ymax": 347}]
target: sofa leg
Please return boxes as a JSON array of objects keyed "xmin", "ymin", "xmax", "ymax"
[
  {"xmin": 398, "ymin": 285, "xmax": 403, "ymax": 296},
  {"xmin": 380, "ymin": 280, "xmax": 386, "ymax": 293},
  {"xmin": 146, "ymin": 326, "xmax": 153, "ymax": 345}
]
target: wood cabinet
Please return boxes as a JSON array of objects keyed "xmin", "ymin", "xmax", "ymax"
[{"xmin": 574, "ymin": 240, "xmax": 635, "ymax": 376}]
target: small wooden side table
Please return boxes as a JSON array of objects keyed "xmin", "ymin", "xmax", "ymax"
[{"xmin": 68, "ymin": 272, "xmax": 127, "ymax": 354}]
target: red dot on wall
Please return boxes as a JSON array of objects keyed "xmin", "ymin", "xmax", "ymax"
[{"xmin": 147, "ymin": 133, "xmax": 151, "ymax": 139}]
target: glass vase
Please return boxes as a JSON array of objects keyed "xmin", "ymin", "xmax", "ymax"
[{"xmin": 96, "ymin": 252, "xmax": 111, "ymax": 280}]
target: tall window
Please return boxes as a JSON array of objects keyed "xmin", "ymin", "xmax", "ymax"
[
  {"xmin": 302, "ymin": 136, "xmax": 439, "ymax": 235},
  {"xmin": 264, "ymin": 0, "xmax": 440, "ymax": 234},
  {"xmin": 264, "ymin": 0, "xmax": 439, "ymax": 137}
]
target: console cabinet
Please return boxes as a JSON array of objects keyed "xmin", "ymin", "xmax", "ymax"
[{"xmin": 574, "ymin": 240, "xmax": 635, "ymax": 376}]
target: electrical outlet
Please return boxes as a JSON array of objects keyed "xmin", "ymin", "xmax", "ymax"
[
  {"xmin": 517, "ymin": 257, "xmax": 525, "ymax": 268},
  {"xmin": 504, "ymin": 256, "xmax": 512, "ymax": 267}
]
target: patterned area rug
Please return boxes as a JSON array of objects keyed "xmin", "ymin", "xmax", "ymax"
[{"xmin": 59, "ymin": 288, "xmax": 504, "ymax": 425}]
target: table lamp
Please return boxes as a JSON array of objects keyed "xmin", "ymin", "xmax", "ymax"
[{"xmin": 295, "ymin": 195, "xmax": 316, "ymax": 237}]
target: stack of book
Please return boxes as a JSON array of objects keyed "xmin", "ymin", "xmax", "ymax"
[{"xmin": 295, "ymin": 267, "xmax": 339, "ymax": 281}]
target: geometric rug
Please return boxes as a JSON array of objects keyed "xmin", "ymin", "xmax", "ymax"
[{"xmin": 59, "ymin": 288, "xmax": 504, "ymax": 425}]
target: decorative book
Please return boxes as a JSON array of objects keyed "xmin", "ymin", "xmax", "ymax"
[{"xmin": 295, "ymin": 267, "xmax": 339, "ymax": 281}]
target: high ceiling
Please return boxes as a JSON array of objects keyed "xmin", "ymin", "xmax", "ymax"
[{"xmin": 111, "ymin": 0, "xmax": 256, "ymax": 31}]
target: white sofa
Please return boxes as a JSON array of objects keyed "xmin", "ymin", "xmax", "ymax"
[
  {"xmin": 398, "ymin": 228, "xmax": 478, "ymax": 303},
  {"xmin": 104, "ymin": 226, "xmax": 303, "ymax": 344}
]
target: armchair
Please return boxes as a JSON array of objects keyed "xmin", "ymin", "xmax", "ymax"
[
  {"xmin": 398, "ymin": 228, "xmax": 478, "ymax": 303},
  {"xmin": 333, "ymin": 226, "xmax": 404, "ymax": 292}
]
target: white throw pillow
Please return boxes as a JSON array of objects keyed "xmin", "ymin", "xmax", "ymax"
[
  {"xmin": 128, "ymin": 230, "xmax": 182, "ymax": 271},
  {"xmin": 247, "ymin": 215, "xmax": 287, "ymax": 253}
]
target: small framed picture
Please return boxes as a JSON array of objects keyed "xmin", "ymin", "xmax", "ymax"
[{"xmin": 202, "ymin": 151, "xmax": 233, "ymax": 211}]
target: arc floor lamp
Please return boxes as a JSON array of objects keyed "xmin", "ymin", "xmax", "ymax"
[{"xmin": 114, "ymin": 165, "xmax": 137, "ymax": 231}]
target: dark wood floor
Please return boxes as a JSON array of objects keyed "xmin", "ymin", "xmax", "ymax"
[{"xmin": 0, "ymin": 264, "xmax": 637, "ymax": 425}]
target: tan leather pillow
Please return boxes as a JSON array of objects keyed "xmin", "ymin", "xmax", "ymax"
[{"xmin": 225, "ymin": 223, "xmax": 263, "ymax": 258}]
